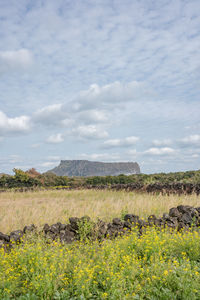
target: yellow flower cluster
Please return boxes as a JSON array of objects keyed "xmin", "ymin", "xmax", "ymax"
[{"xmin": 0, "ymin": 226, "xmax": 200, "ymax": 299}]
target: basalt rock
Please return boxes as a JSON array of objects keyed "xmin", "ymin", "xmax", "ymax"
[
  {"xmin": 106, "ymin": 223, "xmax": 127, "ymax": 238},
  {"xmin": 148, "ymin": 215, "xmax": 157, "ymax": 226},
  {"xmin": 112, "ymin": 218, "xmax": 123, "ymax": 226},
  {"xmin": 177, "ymin": 205, "xmax": 192, "ymax": 214},
  {"xmin": 123, "ymin": 221, "xmax": 132, "ymax": 230},
  {"xmin": 0, "ymin": 232, "xmax": 10, "ymax": 250},
  {"xmin": 43, "ymin": 223, "xmax": 50, "ymax": 234},
  {"xmin": 23, "ymin": 224, "xmax": 37, "ymax": 234},
  {"xmin": 0, "ymin": 232, "xmax": 10, "ymax": 242},
  {"xmin": 96, "ymin": 219, "xmax": 108, "ymax": 239},
  {"xmin": 164, "ymin": 217, "xmax": 178, "ymax": 229},
  {"xmin": 10, "ymin": 230, "xmax": 23, "ymax": 243},
  {"xmin": 163, "ymin": 213, "xmax": 169, "ymax": 219},
  {"xmin": 60, "ymin": 230, "xmax": 75, "ymax": 244},
  {"xmin": 178, "ymin": 222, "xmax": 189, "ymax": 231},
  {"xmin": 124, "ymin": 214, "xmax": 139, "ymax": 225},
  {"xmin": 154, "ymin": 218, "xmax": 164, "ymax": 227},
  {"xmin": 195, "ymin": 207, "xmax": 200, "ymax": 214},
  {"xmin": 108, "ymin": 183, "xmax": 200, "ymax": 195},
  {"xmin": 169, "ymin": 207, "xmax": 181, "ymax": 218},
  {"xmin": 49, "ymin": 160, "xmax": 140, "ymax": 176},
  {"xmin": 179, "ymin": 212, "xmax": 193, "ymax": 225},
  {"xmin": 69, "ymin": 217, "xmax": 80, "ymax": 231}
]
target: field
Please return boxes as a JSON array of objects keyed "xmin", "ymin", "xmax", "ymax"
[
  {"xmin": 1, "ymin": 189, "xmax": 200, "ymax": 233},
  {"xmin": 0, "ymin": 190, "xmax": 200, "ymax": 299}
]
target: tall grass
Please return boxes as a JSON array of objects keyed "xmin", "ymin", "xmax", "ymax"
[{"xmin": 0, "ymin": 189, "xmax": 199, "ymax": 233}]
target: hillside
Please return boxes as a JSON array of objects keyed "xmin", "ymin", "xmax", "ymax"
[{"xmin": 48, "ymin": 160, "xmax": 141, "ymax": 176}]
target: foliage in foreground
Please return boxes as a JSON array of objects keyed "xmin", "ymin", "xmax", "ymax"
[{"xmin": 0, "ymin": 227, "xmax": 200, "ymax": 299}]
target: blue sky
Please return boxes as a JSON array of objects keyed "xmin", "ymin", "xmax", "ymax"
[{"xmin": 0, "ymin": 0, "xmax": 200, "ymax": 174}]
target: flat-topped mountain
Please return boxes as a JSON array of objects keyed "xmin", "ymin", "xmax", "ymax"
[{"xmin": 48, "ymin": 160, "xmax": 140, "ymax": 177}]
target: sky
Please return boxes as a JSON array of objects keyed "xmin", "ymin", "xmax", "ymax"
[{"xmin": 0, "ymin": 0, "xmax": 200, "ymax": 174}]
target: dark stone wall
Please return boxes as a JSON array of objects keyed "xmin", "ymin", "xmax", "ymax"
[{"xmin": 1, "ymin": 205, "xmax": 200, "ymax": 250}]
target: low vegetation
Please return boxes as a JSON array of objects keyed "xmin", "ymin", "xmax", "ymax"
[
  {"xmin": 0, "ymin": 185, "xmax": 200, "ymax": 298},
  {"xmin": 1, "ymin": 226, "xmax": 200, "ymax": 299},
  {"xmin": 0, "ymin": 189, "xmax": 200, "ymax": 233},
  {"xmin": 0, "ymin": 168, "xmax": 200, "ymax": 190}
]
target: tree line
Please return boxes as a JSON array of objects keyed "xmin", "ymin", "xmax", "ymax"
[{"xmin": 0, "ymin": 168, "xmax": 200, "ymax": 189}]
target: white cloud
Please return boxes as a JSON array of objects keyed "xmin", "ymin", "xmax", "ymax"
[
  {"xmin": 31, "ymin": 81, "xmax": 145, "ymax": 130},
  {"xmin": 30, "ymin": 143, "xmax": 41, "ymax": 148},
  {"xmin": 8, "ymin": 155, "xmax": 22, "ymax": 164},
  {"xmin": 61, "ymin": 118, "xmax": 74, "ymax": 127},
  {"xmin": 46, "ymin": 133, "xmax": 64, "ymax": 144},
  {"xmin": 78, "ymin": 109, "xmax": 108, "ymax": 124},
  {"xmin": 103, "ymin": 139, "xmax": 121, "ymax": 147},
  {"xmin": 79, "ymin": 152, "xmax": 120, "ymax": 161},
  {"xmin": 179, "ymin": 135, "xmax": 200, "ymax": 147},
  {"xmin": 40, "ymin": 162, "xmax": 59, "ymax": 168},
  {"xmin": 46, "ymin": 156, "xmax": 61, "ymax": 161},
  {"xmin": 191, "ymin": 154, "xmax": 199, "ymax": 158},
  {"xmin": 152, "ymin": 139, "xmax": 172, "ymax": 146},
  {"xmin": 144, "ymin": 147, "xmax": 176, "ymax": 156},
  {"xmin": 71, "ymin": 81, "xmax": 144, "ymax": 112},
  {"xmin": 0, "ymin": 49, "xmax": 33, "ymax": 72},
  {"xmin": 72, "ymin": 125, "xmax": 109, "ymax": 140},
  {"xmin": 33, "ymin": 104, "xmax": 108, "ymax": 129},
  {"xmin": 103, "ymin": 136, "xmax": 139, "ymax": 148},
  {"xmin": 33, "ymin": 104, "xmax": 67, "ymax": 126},
  {"xmin": 126, "ymin": 149, "xmax": 138, "ymax": 156},
  {"xmin": 0, "ymin": 111, "xmax": 31, "ymax": 136},
  {"xmin": 125, "ymin": 136, "xmax": 139, "ymax": 145}
]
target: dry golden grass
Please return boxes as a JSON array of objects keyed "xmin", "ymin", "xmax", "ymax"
[{"xmin": 0, "ymin": 189, "xmax": 199, "ymax": 233}]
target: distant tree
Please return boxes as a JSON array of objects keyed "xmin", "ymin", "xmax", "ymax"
[
  {"xmin": 13, "ymin": 168, "xmax": 41, "ymax": 187},
  {"xmin": 13, "ymin": 169, "xmax": 30, "ymax": 184},
  {"xmin": 0, "ymin": 175, "xmax": 9, "ymax": 188},
  {"xmin": 26, "ymin": 168, "xmax": 41, "ymax": 178}
]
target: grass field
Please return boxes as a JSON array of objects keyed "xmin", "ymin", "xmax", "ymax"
[
  {"xmin": 0, "ymin": 189, "xmax": 200, "ymax": 233},
  {"xmin": 0, "ymin": 190, "xmax": 200, "ymax": 299}
]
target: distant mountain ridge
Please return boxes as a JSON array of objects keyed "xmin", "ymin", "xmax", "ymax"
[{"xmin": 48, "ymin": 160, "xmax": 140, "ymax": 177}]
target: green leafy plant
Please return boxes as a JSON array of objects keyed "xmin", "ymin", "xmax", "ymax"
[
  {"xmin": 77, "ymin": 217, "xmax": 95, "ymax": 242},
  {"xmin": 120, "ymin": 206, "xmax": 129, "ymax": 220}
]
